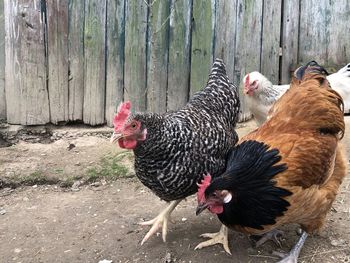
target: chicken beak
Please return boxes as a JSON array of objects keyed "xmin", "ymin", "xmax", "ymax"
[
  {"xmin": 196, "ymin": 202, "xmax": 209, "ymax": 216},
  {"xmin": 110, "ymin": 132, "xmax": 123, "ymax": 143}
]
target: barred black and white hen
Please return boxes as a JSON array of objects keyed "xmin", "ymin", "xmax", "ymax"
[{"xmin": 111, "ymin": 59, "xmax": 240, "ymax": 246}]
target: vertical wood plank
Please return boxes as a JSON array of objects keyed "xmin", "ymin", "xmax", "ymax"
[
  {"xmin": 327, "ymin": 0, "xmax": 350, "ymax": 67},
  {"xmin": 0, "ymin": 0, "xmax": 5, "ymax": 120},
  {"xmin": 5, "ymin": 0, "xmax": 50, "ymax": 125},
  {"xmin": 47, "ymin": 0, "xmax": 69, "ymax": 124},
  {"xmin": 189, "ymin": 0, "xmax": 215, "ymax": 96},
  {"xmin": 234, "ymin": 0, "xmax": 263, "ymax": 122},
  {"xmin": 280, "ymin": 0, "xmax": 300, "ymax": 83},
  {"xmin": 68, "ymin": 0, "xmax": 85, "ymax": 121},
  {"xmin": 298, "ymin": 0, "xmax": 328, "ymax": 65},
  {"xmin": 260, "ymin": 0, "xmax": 282, "ymax": 84},
  {"xmin": 83, "ymin": 0, "xmax": 106, "ymax": 125},
  {"xmin": 124, "ymin": 0, "xmax": 148, "ymax": 112},
  {"xmin": 214, "ymin": 0, "xmax": 237, "ymax": 82},
  {"xmin": 167, "ymin": 0, "xmax": 192, "ymax": 111},
  {"xmin": 105, "ymin": 0, "xmax": 125, "ymax": 126},
  {"xmin": 146, "ymin": 0, "xmax": 170, "ymax": 113}
]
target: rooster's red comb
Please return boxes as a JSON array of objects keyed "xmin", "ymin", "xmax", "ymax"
[
  {"xmin": 113, "ymin": 101, "xmax": 132, "ymax": 131},
  {"xmin": 197, "ymin": 174, "xmax": 212, "ymax": 203}
]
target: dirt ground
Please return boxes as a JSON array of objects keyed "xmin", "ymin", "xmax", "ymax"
[{"xmin": 0, "ymin": 119, "xmax": 350, "ymax": 263}]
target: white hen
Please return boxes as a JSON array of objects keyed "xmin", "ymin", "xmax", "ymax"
[{"xmin": 243, "ymin": 63, "xmax": 350, "ymax": 125}]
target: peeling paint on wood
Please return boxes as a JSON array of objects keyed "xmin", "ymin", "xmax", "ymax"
[
  {"xmin": 47, "ymin": 0, "xmax": 69, "ymax": 124},
  {"xmin": 146, "ymin": 0, "xmax": 170, "ymax": 113},
  {"xmin": 214, "ymin": 0, "xmax": 237, "ymax": 83},
  {"xmin": 105, "ymin": 0, "xmax": 125, "ymax": 126},
  {"xmin": 234, "ymin": 0, "xmax": 263, "ymax": 122},
  {"xmin": 5, "ymin": 0, "xmax": 50, "ymax": 125},
  {"xmin": 124, "ymin": 0, "xmax": 147, "ymax": 112},
  {"xmin": 2, "ymin": 0, "xmax": 350, "ymax": 126},
  {"xmin": 326, "ymin": 0, "xmax": 350, "ymax": 67},
  {"xmin": 299, "ymin": 0, "xmax": 329, "ymax": 65},
  {"xmin": 261, "ymin": 0, "xmax": 282, "ymax": 84},
  {"xmin": 189, "ymin": 0, "xmax": 215, "ymax": 96},
  {"xmin": 167, "ymin": 0, "xmax": 192, "ymax": 111},
  {"xmin": 68, "ymin": 0, "xmax": 85, "ymax": 121},
  {"xmin": 83, "ymin": 0, "xmax": 106, "ymax": 125},
  {"xmin": 281, "ymin": 0, "xmax": 300, "ymax": 83},
  {"xmin": 0, "ymin": 0, "xmax": 5, "ymax": 119}
]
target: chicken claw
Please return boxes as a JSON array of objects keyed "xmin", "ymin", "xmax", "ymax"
[
  {"xmin": 139, "ymin": 199, "xmax": 182, "ymax": 245},
  {"xmin": 273, "ymin": 231, "xmax": 308, "ymax": 263},
  {"xmin": 194, "ymin": 224, "xmax": 231, "ymax": 255},
  {"xmin": 254, "ymin": 229, "xmax": 284, "ymax": 248}
]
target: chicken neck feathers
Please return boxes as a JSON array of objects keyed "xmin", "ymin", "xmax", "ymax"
[{"xmin": 206, "ymin": 140, "xmax": 292, "ymax": 230}]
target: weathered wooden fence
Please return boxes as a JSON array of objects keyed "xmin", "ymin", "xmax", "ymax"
[{"xmin": 0, "ymin": 0, "xmax": 349, "ymax": 126}]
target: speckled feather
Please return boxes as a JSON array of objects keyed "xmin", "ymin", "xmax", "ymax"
[{"xmin": 132, "ymin": 59, "xmax": 240, "ymax": 201}]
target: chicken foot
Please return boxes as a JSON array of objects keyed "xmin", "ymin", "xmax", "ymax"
[
  {"xmin": 253, "ymin": 229, "xmax": 284, "ymax": 248},
  {"xmin": 139, "ymin": 199, "xmax": 182, "ymax": 245},
  {"xmin": 194, "ymin": 224, "xmax": 231, "ymax": 255},
  {"xmin": 273, "ymin": 231, "xmax": 308, "ymax": 263}
]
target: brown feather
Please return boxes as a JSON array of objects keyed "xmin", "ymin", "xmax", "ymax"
[{"xmin": 236, "ymin": 67, "xmax": 347, "ymax": 235}]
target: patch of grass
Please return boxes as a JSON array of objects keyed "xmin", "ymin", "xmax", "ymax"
[
  {"xmin": 24, "ymin": 171, "xmax": 48, "ymax": 185},
  {"xmin": 53, "ymin": 168, "xmax": 64, "ymax": 174},
  {"xmin": 5, "ymin": 171, "xmax": 60, "ymax": 188},
  {"xmin": 86, "ymin": 152, "xmax": 131, "ymax": 182}
]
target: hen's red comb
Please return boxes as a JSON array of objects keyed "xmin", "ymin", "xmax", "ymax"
[
  {"xmin": 197, "ymin": 174, "xmax": 212, "ymax": 203},
  {"xmin": 113, "ymin": 101, "xmax": 131, "ymax": 131},
  {"xmin": 244, "ymin": 74, "xmax": 250, "ymax": 87}
]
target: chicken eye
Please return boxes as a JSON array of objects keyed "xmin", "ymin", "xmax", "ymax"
[{"xmin": 130, "ymin": 122, "xmax": 137, "ymax": 129}]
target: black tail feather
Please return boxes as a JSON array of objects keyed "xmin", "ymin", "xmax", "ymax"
[{"xmin": 294, "ymin": 61, "xmax": 329, "ymax": 80}]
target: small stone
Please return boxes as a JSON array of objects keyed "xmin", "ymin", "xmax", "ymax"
[
  {"xmin": 296, "ymin": 228, "xmax": 303, "ymax": 236},
  {"xmin": 23, "ymin": 197, "xmax": 29, "ymax": 201},
  {"xmin": 0, "ymin": 208, "xmax": 6, "ymax": 215},
  {"xmin": 98, "ymin": 260, "xmax": 113, "ymax": 263},
  {"xmin": 90, "ymin": 182, "xmax": 100, "ymax": 187},
  {"xmin": 181, "ymin": 217, "xmax": 187, "ymax": 222},
  {"xmin": 32, "ymin": 185, "xmax": 38, "ymax": 188},
  {"xmin": 14, "ymin": 248, "xmax": 22, "ymax": 253},
  {"xmin": 331, "ymin": 239, "xmax": 346, "ymax": 247},
  {"xmin": 164, "ymin": 251, "xmax": 176, "ymax": 263},
  {"xmin": 246, "ymin": 247, "xmax": 255, "ymax": 254},
  {"xmin": 67, "ymin": 143, "xmax": 76, "ymax": 151},
  {"xmin": 71, "ymin": 180, "xmax": 84, "ymax": 190},
  {"xmin": 75, "ymin": 162, "xmax": 81, "ymax": 166}
]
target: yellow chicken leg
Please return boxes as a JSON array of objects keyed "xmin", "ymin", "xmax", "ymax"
[
  {"xmin": 139, "ymin": 199, "xmax": 182, "ymax": 245},
  {"xmin": 194, "ymin": 224, "xmax": 231, "ymax": 255}
]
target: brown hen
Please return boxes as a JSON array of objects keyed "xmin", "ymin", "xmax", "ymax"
[{"xmin": 196, "ymin": 61, "xmax": 347, "ymax": 262}]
